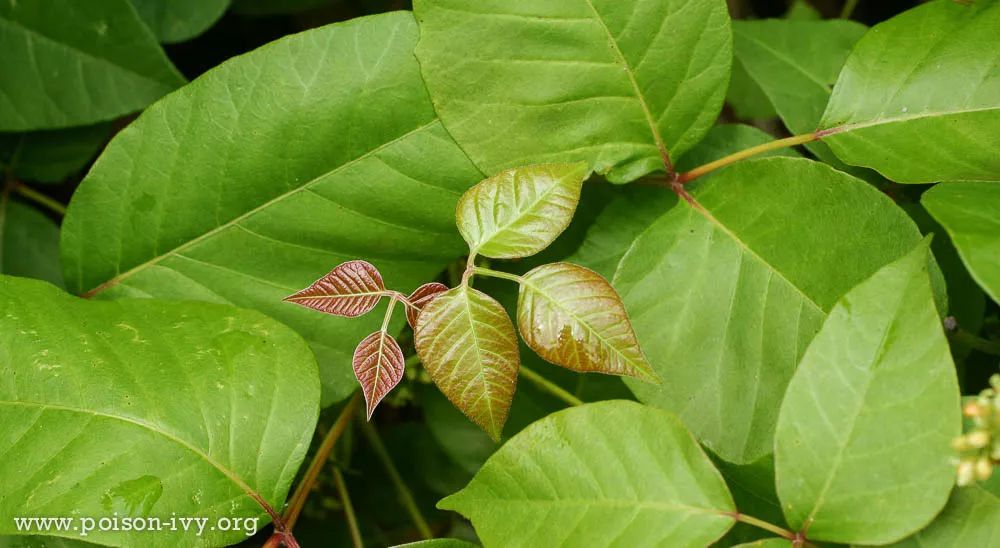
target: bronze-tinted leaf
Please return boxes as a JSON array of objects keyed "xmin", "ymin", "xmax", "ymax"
[
  {"xmin": 406, "ymin": 282, "xmax": 449, "ymax": 329},
  {"xmin": 283, "ymin": 260, "xmax": 384, "ymax": 317},
  {"xmin": 353, "ymin": 331, "xmax": 405, "ymax": 419},
  {"xmin": 518, "ymin": 262, "xmax": 658, "ymax": 383},
  {"xmin": 414, "ymin": 285, "xmax": 520, "ymax": 441}
]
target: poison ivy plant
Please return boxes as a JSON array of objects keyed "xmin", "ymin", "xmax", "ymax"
[{"xmin": 130, "ymin": 0, "xmax": 230, "ymax": 43}]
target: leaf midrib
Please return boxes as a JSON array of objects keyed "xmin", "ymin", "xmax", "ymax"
[
  {"xmin": 823, "ymin": 104, "xmax": 1000, "ymax": 135},
  {"xmin": 460, "ymin": 286, "xmax": 500, "ymax": 436}
]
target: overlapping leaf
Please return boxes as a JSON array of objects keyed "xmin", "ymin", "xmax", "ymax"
[
  {"xmin": 440, "ymin": 401, "xmax": 737, "ymax": 546},
  {"xmin": 819, "ymin": 0, "xmax": 1000, "ymax": 183},
  {"xmin": 889, "ymin": 486, "xmax": 1000, "ymax": 547},
  {"xmin": 353, "ymin": 330, "xmax": 405, "ymax": 419},
  {"xmin": 414, "ymin": 285, "xmax": 519, "ymax": 441},
  {"xmin": 923, "ymin": 182, "xmax": 1000, "ymax": 304},
  {"xmin": 0, "ymin": 276, "xmax": 319, "ymax": 546},
  {"xmin": 61, "ymin": 12, "xmax": 484, "ymax": 404},
  {"xmin": 414, "ymin": 0, "xmax": 732, "ymax": 182},
  {"xmin": 130, "ymin": 0, "xmax": 230, "ymax": 43},
  {"xmin": 774, "ymin": 243, "xmax": 960, "ymax": 544},
  {"xmin": 284, "ymin": 260, "xmax": 385, "ymax": 317},
  {"xmin": 457, "ymin": 162, "xmax": 588, "ymax": 259},
  {"xmin": 517, "ymin": 262, "xmax": 657, "ymax": 382},
  {"xmin": 0, "ymin": 0, "xmax": 184, "ymax": 131},
  {"xmin": 406, "ymin": 282, "xmax": 448, "ymax": 328},
  {"xmin": 1, "ymin": 199, "xmax": 63, "ymax": 288}
]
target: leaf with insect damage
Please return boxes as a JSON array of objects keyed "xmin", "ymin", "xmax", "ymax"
[
  {"xmin": 517, "ymin": 262, "xmax": 657, "ymax": 382},
  {"xmin": 457, "ymin": 162, "xmax": 589, "ymax": 259},
  {"xmin": 406, "ymin": 282, "xmax": 449, "ymax": 328},
  {"xmin": 414, "ymin": 285, "xmax": 520, "ymax": 441},
  {"xmin": 353, "ymin": 331, "xmax": 405, "ymax": 419},
  {"xmin": 283, "ymin": 260, "xmax": 384, "ymax": 317}
]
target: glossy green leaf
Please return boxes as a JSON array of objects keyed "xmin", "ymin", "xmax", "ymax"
[
  {"xmin": 819, "ymin": 1, "xmax": 1000, "ymax": 183},
  {"xmin": 457, "ymin": 162, "xmax": 588, "ymax": 258},
  {"xmin": 889, "ymin": 486, "xmax": 1000, "ymax": 547},
  {"xmin": 0, "ymin": 125, "xmax": 109, "ymax": 184},
  {"xmin": 0, "ymin": 0, "xmax": 184, "ymax": 131},
  {"xmin": 732, "ymin": 18, "xmax": 866, "ymax": 165},
  {"xmin": 130, "ymin": 0, "xmax": 230, "ymax": 43},
  {"xmin": 606, "ymin": 158, "xmax": 941, "ymax": 464},
  {"xmin": 414, "ymin": 285, "xmax": 519, "ymax": 442},
  {"xmin": 775, "ymin": 243, "xmax": 961, "ymax": 544},
  {"xmin": 61, "ymin": 12, "xmax": 483, "ymax": 405},
  {"xmin": 413, "ymin": 0, "xmax": 732, "ymax": 182},
  {"xmin": 0, "ymin": 276, "xmax": 319, "ymax": 546},
  {"xmin": 923, "ymin": 182, "xmax": 1000, "ymax": 304},
  {"xmin": 517, "ymin": 262, "xmax": 657, "ymax": 382},
  {"xmin": 0, "ymin": 199, "xmax": 63, "ymax": 288},
  {"xmin": 440, "ymin": 401, "xmax": 737, "ymax": 546}
]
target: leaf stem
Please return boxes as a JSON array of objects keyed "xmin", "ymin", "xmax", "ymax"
[
  {"xmin": 332, "ymin": 467, "xmax": 363, "ymax": 548},
  {"xmin": 359, "ymin": 419, "xmax": 433, "ymax": 539},
  {"xmin": 840, "ymin": 0, "xmax": 860, "ymax": 19},
  {"xmin": 471, "ymin": 266, "xmax": 524, "ymax": 284},
  {"xmin": 520, "ymin": 365, "xmax": 584, "ymax": 407},
  {"xmin": 951, "ymin": 329, "xmax": 1000, "ymax": 356},
  {"xmin": 381, "ymin": 296, "xmax": 398, "ymax": 332},
  {"xmin": 727, "ymin": 511, "xmax": 799, "ymax": 542},
  {"xmin": 676, "ymin": 132, "xmax": 820, "ymax": 184},
  {"xmin": 8, "ymin": 180, "xmax": 67, "ymax": 217},
  {"xmin": 283, "ymin": 392, "xmax": 361, "ymax": 532}
]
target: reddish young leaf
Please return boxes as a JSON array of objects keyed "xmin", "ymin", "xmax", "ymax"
[
  {"xmin": 405, "ymin": 282, "xmax": 449, "ymax": 328},
  {"xmin": 353, "ymin": 331, "xmax": 405, "ymax": 419},
  {"xmin": 283, "ymin": 260, "xmax": 384, "ymax": 317}
]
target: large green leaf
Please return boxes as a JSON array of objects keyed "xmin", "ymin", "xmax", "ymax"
[
  {"xmin": 0, "ymin": 125, "xmax": 109, "ymax": 184},
  {"xmin": 130, "ymin": 0, "xmax": 230, "ymax": 43},
  {"xmin": 607, "ymin": 157, "xmax": 936, "ymax": 464},
  {"xmin": 440, "ymin": 401, "xmax": 737, "ymax": 546},
  {"xmin": 61, "ymin": 12, "xmax": 483, "ymax": 404},
  {"xmin": 0, "ymin": 276, "xmax": 319, "ymax": 546},
  {"xmin": 0, "ymin": 199, "xmax": 63, "ymax": 288},
  {"xmin": 889, "ymin": 486, "xmax": 1000, "ymax": 547},
  {"xmin": 774, "ymin": 243, "xmax": 960, "ymax": 544},
  {"xmin": 819, "ymin": 0, "xmax": 1000, "ymax": 183},
  {"xmin": 414, "ymin": 285, "xmax": 520, "ymax": 442},
  {"xmin": 0, "ymin": 0, "xmax": 184, "ymax": 131},
  {"xmin": 413, "ymin": 0, "xmax": 732, "ymax": 182},
  {"xmin": 923, "ymin": 182, "xmax": 1000, "ymax": 304}
]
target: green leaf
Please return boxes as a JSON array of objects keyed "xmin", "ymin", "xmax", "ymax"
[
  {"xmin": 0, "ymin": 276, "xmax": 319, "ymax": 546},
  {"xmin": 0, "ymin": 0, "xmax": 184, "ymax": 131},
  {"xmin": 413, "ymin": 0, "xmax": 732, "ymax": 182},
  {"xmin": 0, "ymin": 125, "xmax": 110, "ymax": 184},
  {"xmin": 393, "ymin": 540, "xmax": 479, "ymax": 548},
  {"xmin": 923, "ymin": 182, "xmax": 1000, "ymax": 304},
  {"xmin": 888, "ymin": 486, "xmax": 1000, "ymax": 547},
  {"xmin": 414, "ymin": 285, "xmax": 520, "ymax": 442},
  {"xmin": 714, "ymin": 454, "xmax": 788, "ymax": 546},
  {"xmin": 457, "ymin": 162, "xmax": 588, "ymax": 258},
  {"xmin": 0, "ymin": 199, "xmax": 63, "ymax": 288},
  {"xmin": 732, "ymin": 18, "xmax": 866, "ymax": 166},
  {"xmin": 774, "ymin": 242, "xmax": 961, "ymax": 544},
  {"xmin": 439, "ymin": 401, "xmax": 737, "ymax": 546},
  {"xmin": 819, "ymin": 1, "xmax": 1000, "ymax": 183},
  {"xmin": 608, "ymin": 158, "xmax": 937, "ymax": 464},
  {"xmin": 517, "ymin": 262, "xmax": 657, "ymax": 382},
  {"xmin": 0, "ymin": 537, "xmax": 95, "ymax": 548},
  {"xmin": 61, "ymin": 12, "xmax": 483, "ymax": 405},
  {"xmin": 130, "ymin": 0, "xmax": 230, "ymax": 43}
]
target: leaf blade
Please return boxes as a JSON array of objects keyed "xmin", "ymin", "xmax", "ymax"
[
  {"xmin": 353, "ymin": 330, "xmax": 405, "ymax": 419},
  {"xmin": 284, "ymin": 260, "xmax": 385, "ymax": 317},
  {"xmin": 406, "ymin": 282, "xmax": 449, "ymax": 329}
]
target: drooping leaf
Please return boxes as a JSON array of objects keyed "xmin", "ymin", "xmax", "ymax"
[
  {"xmin": 457, "ymin": 162, "xmax": 588, "ymax": 259},
  {"xmin": 774, "ymin": 243, "xmax": 961, "ymax": 544},
  {"xmin": 819, "ymin": 1, "xmax": 1000, "ymax": 183},
  {"xmin": 439, "ymin": 401, "xmax": 737, "ymax": 545},
  {"xmin": 415, "ymin": 285, "xmax": 519, "ymax": 441},
  {"xmin": 284, "ymin": 260, "xmax": 385, "ymax": 317},
  {"xmin": 598, "ymin": 157, "xmax": 942, "ymax": 464},
  {"xmin": 889, "ymin": 486, "xmax": 1000, "ymax": 547},
  {"xmin": 130, "ymin": 0, "xmax": 230, "ymax": 43},
  {"xmin": 413, "ymin": 0, "xmax": 732, "ymax": 182},
  {"xmin": 0, "ymin": 199, "xmax": 63, "ymax": 288},
  {"xmin": 0, "ymin": 125, "xmax": 110, "ymax": 184},
  {"xmin": 406, "ymin": 282, "xmax": 448, "ymax": 328},
  {"xmin": 353, "ymin": 330, "xmax": 405, "ymax": 419},
  {"xmin": 0, "ymin": 0, "xmax": 184, "ymax": 131},
  {"xmin": 61, "ymin": 12, "xmax": 484, "ymax": 405},
  {"xmin": 922, "ymin": 182, "xmax": 1000, "ymax": 304},
  {"xmin": 0, "ymin": 276, "xmax": 319, "ymax": 546},
  {"xmin": 517, "ymin": 262, "xmax": 657, "ymax": 382}
]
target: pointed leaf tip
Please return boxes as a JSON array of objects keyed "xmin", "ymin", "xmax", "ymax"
[
  {"xmin": 406, "ymin": 282, "xmax": 449, "ymax": 329},
  {"xmin": 353, "ymin": 331, "xmax": 405, "ymax": 419},
  {"xmin": 284, "ymin": 260, "xmax": 385, "ymax": 317}
]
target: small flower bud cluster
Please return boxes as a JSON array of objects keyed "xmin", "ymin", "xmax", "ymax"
[{"xmin": 952, "ymin": 374, "xmax": 1000, "ymax": 486}]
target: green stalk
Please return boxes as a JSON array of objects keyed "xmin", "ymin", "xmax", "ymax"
[
  {"xmin": 10, "ymin": 181, "xmax": 67, "ymax": 217},
  {"xmin": 520, "ymin": 365, "xmax": 584, "ymax": 407}
]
